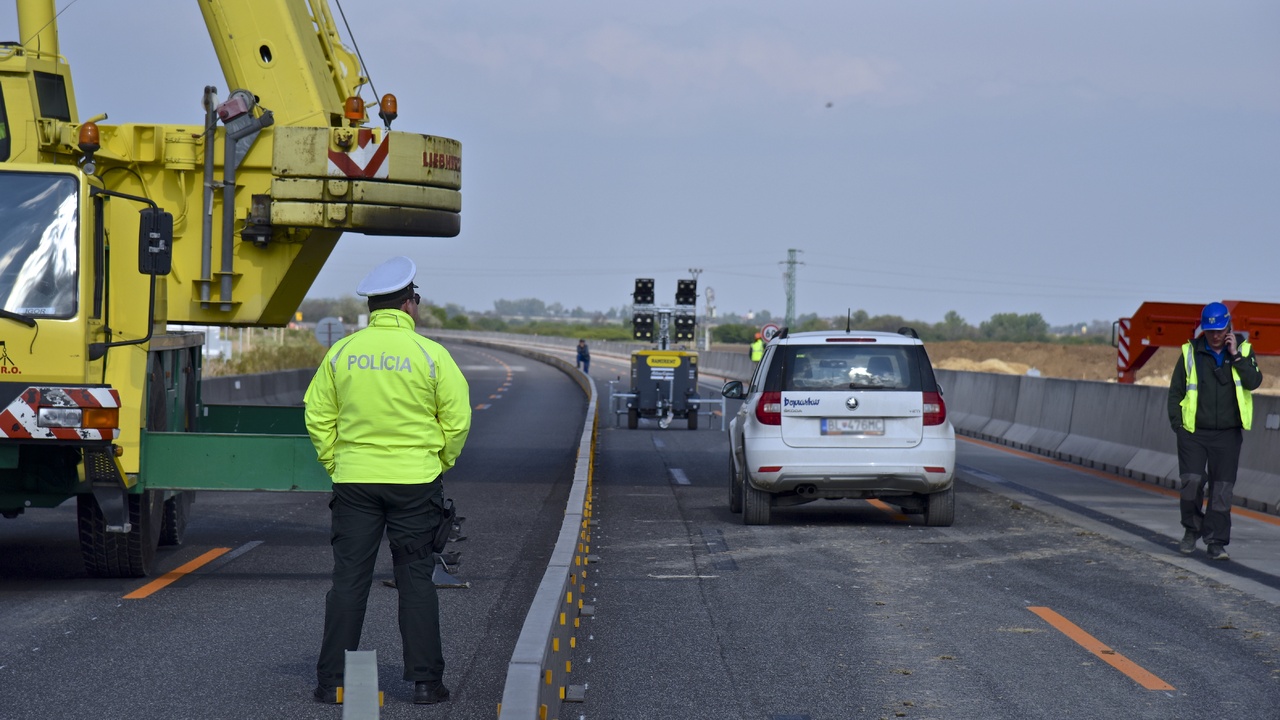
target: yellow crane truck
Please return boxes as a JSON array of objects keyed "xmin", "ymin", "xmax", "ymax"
[{"xmin": 0, "ymin": 0, "xmax": 461, "ymax": 576}]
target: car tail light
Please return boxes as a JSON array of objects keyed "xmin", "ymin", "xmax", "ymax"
[
  {"xmin": 923, "ymin": 391, "xmax": 946, "ymax": 426},
  {"xmin": 756, "ymin": 391, "xmax": 782, "ymax": 425}
]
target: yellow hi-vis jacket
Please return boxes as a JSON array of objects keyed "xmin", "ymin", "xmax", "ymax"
[
  {"xmin": 304, "ymin": 309, "xmax": 471, "ymax": 484},
  {"xmin": 1179, "ymin": 340, "xmax": 1254, "ymax": 432},
  {"xmin": 750, "ymin": 339, "xmax": 765, "ymax": 361}
]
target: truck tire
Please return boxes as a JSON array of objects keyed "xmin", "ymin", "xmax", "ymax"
[
  {"xmin": 728, "ymin": 454, "xmax": 743, "ymax": 513},
  {"xmin": 159, "ymin": 491, "xmax": 193, "ymax": 547},
  {"xmin": 77, "ymin": 490, "xmax": 164, "ymax": 577},
  {"xmin": 627, "ymin": 408, "xmax": 639, "ymax": 430},
  {"xmin": 923, "ymin": 486, "xmax": 955, "ymax": 527},
  {"xmin": 742, "ymin": 478, "xmax": 772, "ymax": 526}
]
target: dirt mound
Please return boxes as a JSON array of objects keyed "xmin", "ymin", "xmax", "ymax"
[{"xmin": 926, "ymin": 341, "xmax": 1280, "ymax": 395}]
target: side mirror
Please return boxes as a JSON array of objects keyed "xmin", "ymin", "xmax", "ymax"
[
  {"xmin": 721, "ymin": 380, "xmax": 745, "ymax": 399},
  {"xmin": 138, "ymin": 207, "xmax": 174, "ymax": 275}
]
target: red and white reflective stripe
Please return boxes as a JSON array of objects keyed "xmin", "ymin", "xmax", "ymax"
[
  {"xmin": 0, "ymin": 386, "xmax": 120, "ymax": 440},
  {"xmin": 1116, "ymin": 319, "xmax": 1131, "ymax": 371},
  {"xmin": 327, "ymin": 129, "xmax": 389, "ymax": 179}
]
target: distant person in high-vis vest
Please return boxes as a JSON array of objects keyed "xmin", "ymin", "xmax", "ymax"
[
  {"xmin": 1167, "ymin": 302, "xmax": 1262, "ymax": 561},
  {"xmin": 305, "ymin": 256, "xmax": 471, "ymax": 705},
  {"xmin": 750, "ymin": 333, "xmax": 765, "ymax": 364}
]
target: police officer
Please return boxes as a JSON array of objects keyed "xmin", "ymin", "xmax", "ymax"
[
  {"xmin": 305, "ymin": 256, "xmax": 471, "ymax": 704},
  {"xmin": 1167, "ymin": 302, "xmax": 1262, "ymax": 561}
]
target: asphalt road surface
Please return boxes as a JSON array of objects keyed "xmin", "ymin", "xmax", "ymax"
[
  {"xmin": 0, "ymin": 342, "xmax": 584, "ymax": 720},
  {"xmin": 2, "ymin": 343, "xmax": 1277, "ymax": 720}
]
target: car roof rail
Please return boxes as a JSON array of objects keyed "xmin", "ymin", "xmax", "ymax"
[
  {"xmin": 898, "ymin": 326, "xmax": 919, "ymax": 339},
  {"xmin": 777, "ymin": 326, "xmax": 789, "ymax": 339}
]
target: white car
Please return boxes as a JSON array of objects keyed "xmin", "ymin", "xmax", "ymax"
[{"xmin": 721, "ymin": 328, "xmax": 956, "ymax": 526}]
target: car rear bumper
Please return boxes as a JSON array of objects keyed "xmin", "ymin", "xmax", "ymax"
[{"xmin": 743, "ymin": 437, "xmax": 955, "ymax": 497}]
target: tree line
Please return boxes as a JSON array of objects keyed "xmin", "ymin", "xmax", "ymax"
[{"xmin": 295, "ymin": 297, "xmax": 1105, "ymax": 345}]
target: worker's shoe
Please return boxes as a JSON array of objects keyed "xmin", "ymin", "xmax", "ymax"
[
  {"xmin": 1178, "ymin": 529, "xmax": 1198, "ymax": 555},
  {"xmin": 1206, "ymin": 544, "xmax": 1230, "ymax": 561},
  {"xmin": 414, "ymin": 681, "xmax": 450, "ymax": 704},
  {"xmin": 313, "ymin": 685, "xmax": 340, "ymax": 704}
]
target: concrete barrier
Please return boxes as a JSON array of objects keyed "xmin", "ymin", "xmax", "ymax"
[
  {"xmin": 979, "ymin": 374, "xmax": 1021, "ymax": 442},
  {"xmin": 377, "ymin": 332, "xmax": 1280, "ymax": 518},
  {"xmin": 1126, "ymin": 390, "xmax": 1180, "ymax": 489}
]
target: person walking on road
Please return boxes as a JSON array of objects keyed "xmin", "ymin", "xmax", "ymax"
[
  {"xmin": 1167, "ymin": 301, "xmax": 1262, "ymax": 561},
  {"xmin": 304, "ymin": 256, "xmax": 471, "ymax": 704},
  {"xmin": 576, "ymin": 339, "xmax": 591, "ymax": 373}
]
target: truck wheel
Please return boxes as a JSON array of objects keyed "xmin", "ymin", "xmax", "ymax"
[
  {"xmin": 77, "ymin": 489, "xmax": 164, "ymax": 577},
  {"xmin": 728, "ymin": 454, "xmax": 743, "ymax": 513},
  {"xmin": 627, "ymin": 408, "xmax": 639, "ymax": 430},
  {"xmin": 742, "ymin": 478, "xmax": 772, "ymax": 526},
  {"xmin": 159, "ymin": 491, "xmax": 194, "ymax": 547},
  {"xmin": 687, "ymin": 410, "xmax": 698, "ymax": 430},
  {"xmin": 923, "ymin": 486, "xmax": 955, "ymax": 527}
]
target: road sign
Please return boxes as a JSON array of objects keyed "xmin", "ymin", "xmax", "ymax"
[
  {"xmin": 314, "ymin": 317, "xmax": 347, "ymax": 348},
  {"xmin": 761, "ymin": 323, "xmax": 780, "ymax": 341}
]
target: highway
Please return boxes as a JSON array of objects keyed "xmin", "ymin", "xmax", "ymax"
[{"xmin": 1, "ymin": 341, "xmax": 1278, "ymax": 719}]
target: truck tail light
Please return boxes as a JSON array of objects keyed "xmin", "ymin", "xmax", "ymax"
[
  {"xmin": 756, "ymin": 391, "xmax": 782, "ymax": 426},
  {"xmin": 923, "ymin": 391, "xmax": 947, "ymax": 426},
  {"xmin": 82, "ymin": 408, "xmax": 120, "ymax": 430}
]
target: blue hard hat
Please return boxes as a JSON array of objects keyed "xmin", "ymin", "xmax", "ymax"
[{"xmin": 1200, "ymin": 302, "xmax": 1230, "ymax": 331}]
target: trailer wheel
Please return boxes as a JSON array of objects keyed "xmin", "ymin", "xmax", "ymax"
[
  {"xmin": 687, "ymin": 410, "xmax": 698, "ymax": 430},
  {"xmin": 77, "ymin": 490, "xmax": 164, "ymax": 577},
  {"xmin": 627, "ymin": 408, "xmax": 639, "ymax": 430}
]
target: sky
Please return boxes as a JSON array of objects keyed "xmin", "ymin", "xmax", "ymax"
[{"xmin": 15, "ymin": 0, "xmax": 1280, "ymax": 327}]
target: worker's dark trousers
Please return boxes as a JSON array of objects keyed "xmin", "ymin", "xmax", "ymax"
[
  {"xmin": 317, "ymin": 482, "xmax": 445, "ymax": 688},
  {"xmin": 1176, "ymin": 427, "xmax": 1242, "ymax": 547}
]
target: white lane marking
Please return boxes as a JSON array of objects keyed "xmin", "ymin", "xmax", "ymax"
[
  {"xmin": 670, "ymin": 468, "xmax": 690, "ymax": 485},
  {"xmin": 460, "ymin": 365, "xmax": 527, "ymax": 372},
  {"xmin": 653, "ymin": 438, "xmax": 665, "ymax": 448}
]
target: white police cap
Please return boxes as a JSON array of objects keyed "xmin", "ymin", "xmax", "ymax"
[{"xmin": 356, "ymin": 256, "xmax": 417, "ymax": 297}]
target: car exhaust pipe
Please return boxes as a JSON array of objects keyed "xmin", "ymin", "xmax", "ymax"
[{"xmin": 795, "ymin": 484, "xmax": 817, "ymax": 496}]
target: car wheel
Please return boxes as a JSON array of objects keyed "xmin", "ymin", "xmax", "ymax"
[
  {"xmin": 728, "ymin": 454, "xmax": 743, "ymax": 513},
  {"xmin": 923, "ymin": 486, "xmax": 955, "ymax": 527},
  {"xmin": 742, "ymin": 475, "xmax": 772, "ymax": 526}
]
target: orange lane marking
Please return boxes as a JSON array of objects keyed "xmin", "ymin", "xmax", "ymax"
[
  {"xmin": 123, "ymin": 547, "xmax": 231, "ymax": 600},
  {"xmin": 866, "ymin": 499, "xmax": 908, "ymax": 522},
  {"xmin": 959, "ymin": 436, "xmax": 1280, "ymax": 528},
  {"xmin": 1028, "ymin": 606, "xmax": 1174, "ymax": 691}
]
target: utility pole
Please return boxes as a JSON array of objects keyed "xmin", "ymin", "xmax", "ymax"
[{"xmin": 780, "ymin": 249, "xmax": 803, "ymax": 328}]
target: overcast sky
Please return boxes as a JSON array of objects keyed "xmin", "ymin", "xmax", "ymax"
[{"xmin": 24, "ymin": 0, "xmax": 1280, "ymax": 326}]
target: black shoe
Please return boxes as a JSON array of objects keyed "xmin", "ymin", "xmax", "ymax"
[
  {"xmin": 414, "ymin": 681, "xmax": 450, "ymax": 704},
  {"xmin": 313, "ymin": 685, "xmax": 339, "ymax": 704},
  {"xmin": 1207, "ymin": 544, "xmax": 1230, "ymax": 561},
  {"xmin": 1178, "ymin": 529, "xmax": 1198, "ymax": 555}
]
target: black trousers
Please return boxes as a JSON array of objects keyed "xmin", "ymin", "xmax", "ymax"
[
  {"xmin": 1176, "ymin": 427, "xmax": 1242, "ymax": 546},
  {"xmin": 317, "ymin": 482, "xmax": 445, "ymax": 687}
]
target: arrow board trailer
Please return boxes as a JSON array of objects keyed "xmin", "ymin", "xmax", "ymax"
[{"xmin": 627, "ymin": 350, "xmax": 700, "ymax": 430}]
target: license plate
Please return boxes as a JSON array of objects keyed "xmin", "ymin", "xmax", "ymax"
[{"xmin": 821, "ymin": 417, "xmax": 885, "ymax": 435}]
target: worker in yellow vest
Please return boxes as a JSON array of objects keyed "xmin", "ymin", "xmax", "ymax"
[
  {"xmin": 1166, "ymin": 302, "xmax": 1262, "ymax": 561},
  {"xmin": 750, "ymin": 332, "xmax": 765, "ymax": 364}
]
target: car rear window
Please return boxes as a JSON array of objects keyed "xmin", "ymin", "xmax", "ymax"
[{"xmin": 766, "ymin": 344, "xmax": 934, "ymax": 392}]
